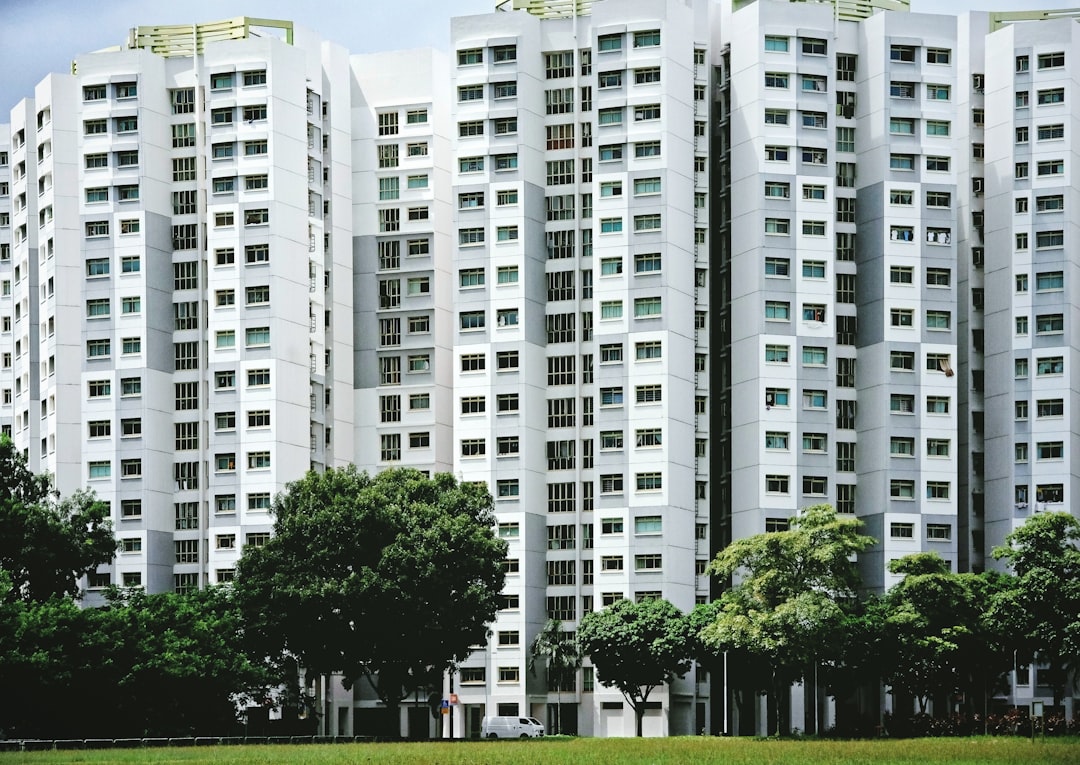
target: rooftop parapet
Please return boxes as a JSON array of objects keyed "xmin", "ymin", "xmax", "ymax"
[
  {"xmin": 732, "ymin": 0, "xmax": 910, "ymax": 22},
  {"xmin": 126, "ymin": 17, "xmax": 294, "ymax": 58},
  {"xmin": 989, "ymin": 7, "xmax": 1080, "ymax": 30}
]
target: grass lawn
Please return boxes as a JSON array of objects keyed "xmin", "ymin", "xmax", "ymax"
[{"xmin": 2, "ymin": 737, "xmax": 1078, "ymax": 765}]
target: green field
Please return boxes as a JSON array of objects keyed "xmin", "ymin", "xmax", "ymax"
[{"xmin": 2, "ymin": 737, "xmax": 1079, "ymax": 765}]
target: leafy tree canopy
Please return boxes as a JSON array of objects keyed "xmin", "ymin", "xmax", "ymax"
[
  {"xmin": 699, "ymin": 504, "xmax": 874, "ymax": 734},
  {"xmin": 0, "ymin": 435, "xmax": 115, "ymax": 604},
  {"xmin": 234, "ymin": 467, "xmax": 506, "ymax": 714},
  {"xmin": 0, "ymin": 585, "xmax": 266, "ymax": 739},
  {"xmin": 579, "ymin": 597, "xmax": 691, "ymax": 736},
  {"xmin": 990, "ymin": 512, "xmax": 1080, "ymax": 705},
  {"xmin": 879, "ymin": 553, "xmax": 1010, "ymax": 713}
]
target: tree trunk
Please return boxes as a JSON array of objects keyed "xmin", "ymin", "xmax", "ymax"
[
  {"xmin": 555, "ymin": 681, "xmax": 562, "ymax": 735},
  {"xmin": 635, "ymin": 704, "xmax": 645, "ymax": 737},
  {"xmin": 769, "ymin": 671, "xmax": 788, "ymax": 736},
  {"xmin": 385, "ymin": 699, "xmax": 402, "ymax": 739}
]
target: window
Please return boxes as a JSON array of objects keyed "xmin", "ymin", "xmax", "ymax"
[
  {"xmin": 86, "ymin": 339, "xmax": 110, "ymax": 359},
  {"xmin": 927, "ymin": 47, "xmax": 950, "ymax": 64},
  {"xmin": 1037, "ymin": 355, "xmax": 1064, "ymax": 377},
  {"xmin": 626, "ymin": 28, "xmax": 660, "ymax": 47},
  {"xmin": 802, "ymin": 347, "xmax": 827, "ymax": 366},
  {"xmin": 765, "ymin": 144, "xmax": 790, "ymax": 162},
  {"xmin": 890, "ymin": 81, "xmax": 915, "ymax": 99},
  {"xmin": 926, "ymin": 156, "xmax": 950, "ymax": 172},
  {"xmin": 634, "ymin": 141, "xmax": 661, "ymax": 158},
  {"xmin": 1038, "ymin": 88, "xmax": 1065, "ymax": 105},
  {"xmin": 237, "ymin": 140, "xmax": 267, "ymax": 159},
  {"xmin": 764, "ymin": 182, "xmax": 791, "ymax": 202},
  {"xmin": 244, "ymin": 327, "xmax": 269, "ymax": 347},
  {"xmin": 765, "ymin": 344, "xmax": 789, "ymax": 363},
  {"xmin": 889, "ymin": 117, "xmax": 915, "ymax": 135},
  {"xmin": 1036, "ymin": 195, "xmax": 1064, "ymax": 213},
  {"xmin": 635, "ymin": 473, "xmax": 662, "ymax": 492},
  {"xmin": 765, "ymin": 217, "xmax": 789, "ymax": 235},
  {"xmin": 1037, "ymin": 159, "xmax": 1064, "ymax": 176},
  {"xmin": 926, "ymin": 396, "xmax": 950, "ymax": 415},
  {"xmin": 926, "ymin": 120, "xmax": 950, "ymax": 137},
  {"xmin": 926, "ymin": 311, "xmax": 951, "ymax": 330},
  {"xmin": 86, "ymin": 298, "xmax": 110, "ymax": 318},
  {"xmin": 891, "ymin": 522, "xmax": 915, "ymax": 540},
  {"xmin": 493, "ymin": 117, "xmax": 517, "ymax": 135},
  {"xmin": 922, "ymin": 481, "xmax": 951, "ymax": 502},
  {"xmin": 598, "ymin": 69, "xmax": 624, "ymax": 89},
  {"xmin": 803, "ymin": 221, "xmax": 826, "ymax": 237},
  {"xmin": 766, "ymin": 475, "xmax": 789, "ymax": 494},
  {"xmin": 765, "ymin": 388, "xmax": 789, "ymax": 408},
  {"xmin": 890, "ymin": 436, "xmax": 915, "ymax": 457},
  {"xmin": 1035, "ymin": 484, "xmax": 1065, "ymax": 505},
  {"xmin": 1038, "ymin": 52, "xmax": 1065, "ymax": 70},
  {"xmin": 924, "ymin": 84, "xmax": 949, "ymax": 101},
  {"xmin": 764, "ymin": 35, "xmax": 789, "ymax": 52},
  {"xmin": 890, "ymin": 394, "xmax": 915, "ymax": 414},
  {"xmin": 1036, "ymin": 271, "xmax": 1064, "ymax": 291},
  {"xmin": 634, "ymin": 214, "xmax": 661, "ymax": 232},
  {"xmin": 890, "ymin": 155, "xmax": 914, "ymax": 171},
  {"xmin": 765, "ymin": 432, "xmax": 789, "ymax": 450},
  {"xmin": 1036, "ymin": 314, "xmax": 1064, "ymax": 334},
  {"xmin": 1038, "ymin": 124, "xmax": 1064, "ymax": 141},
  {"xmin": 889, "ymin": 44, "xmax": 916, "ymax": 63},
  {"xmin": 763, "ymin": 71, "xmax": 790, "ymax": 90},
  {"xmin": 1036, "ymin": 230, "xmax": 1063, "ymax": 249},
  {"xmin": 764, "ymin": 257, "xmax": 790, "ymax": 277},
  {"xmin": 634, "ymin": 297, "xmax": 661, "ymax": 318},
  {"xmin": 765, "ymin": 301, "xmax": 790, "ymax": 321}
]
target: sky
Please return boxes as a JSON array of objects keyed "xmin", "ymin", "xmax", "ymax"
[{"xmin": 2, "ymin": 0, "xmax": 1078, "ymax": 111}]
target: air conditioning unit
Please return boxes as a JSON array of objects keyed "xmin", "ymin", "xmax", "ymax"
[
  {"xmin": 972, "ymin": 247, "xmax": 985, "ymax": 267},
  {"xmin": 972, "ymin": 177, "xmax": 984, "ymax": 195},
  {"xmin": 973, "ymin": 73, "xmax": 985, "ymax": 92}
]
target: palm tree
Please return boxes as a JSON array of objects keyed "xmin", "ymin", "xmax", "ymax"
[{"xmin": 528, "ymin": 619, "xmax": 582, "ymax": 734}]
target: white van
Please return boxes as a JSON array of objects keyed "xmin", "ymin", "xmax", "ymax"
[{"xmin": 481, "ymin": 715, "xmax": 545, "ymax": 738}]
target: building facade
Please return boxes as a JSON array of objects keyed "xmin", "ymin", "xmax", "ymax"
[
  {"xmin": 1, "ymin": 18, "xmax": 356, "ymax": 598},
  {"xmin": 1, "ymin": 0, "xmax": 1077, "ymax": 739}
]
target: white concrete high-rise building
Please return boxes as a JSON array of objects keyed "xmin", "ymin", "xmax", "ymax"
[
  {"xmin": 442, "ymin": 0, "xmax": 715, "ymax": 737},
  {"xmin": 2, "ymin": 0, "xmax": 1079, "ymax": 740},
  {"xmin": 2, "ymin": 18, "xmax": 356, "ymax": 598}
]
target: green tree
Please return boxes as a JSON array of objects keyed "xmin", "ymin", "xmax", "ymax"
[
  {"xmin": 0, "ymin": 435, "xmax": 115, "ymax": 604},
  {"xmin": 878, "ymin": 553, "xmax": 1012, "ymax": 716},
  {"xmin": 0, "ymin": 584, "xmax": 265, "ymax": 739},
  {"xmin": 990, "ymin": 511, "xmax": 1080, "ymax": 707},
  {"xmin": 578, "ymin": 597, "xmax": 692, "ymax": 737},
  {"xmin": 528, "ymin": 619, "xmax": 581, "ymax": 734},
  {"xmin": 107, "ymin": 586, "xmax": 271, "ymax": 736},
  {"xmin": 699, "ymin": 504, "xmax": 874, "ymax": 735},
  {"xmin": 235, "ymin": 466, "xmax": 506, "ymax": 733}
]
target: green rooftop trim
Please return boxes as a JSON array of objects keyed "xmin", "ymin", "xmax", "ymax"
[
  {"xmin": 733, "ymin": 0, "xmax": 910, "ymax": 22},
  {"xmin": 990, "ymin": 8, "xmax": 1080, "ymax": 31},
  {"xmin": 126, "ymin": 17, "xmax": 294, "ymax": 57},
  {"xmin": 507, "ymin": 0, "xmax": 594, "ymax": 19}
]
